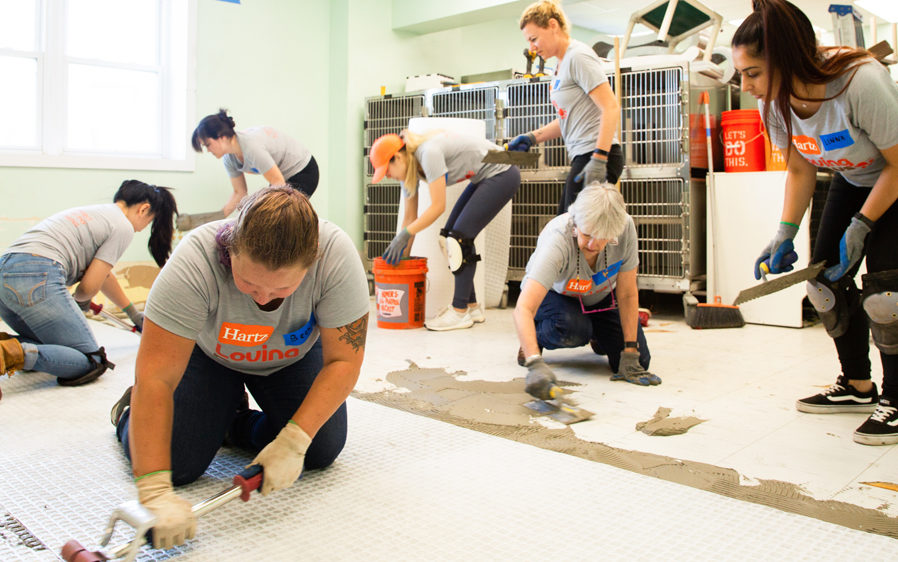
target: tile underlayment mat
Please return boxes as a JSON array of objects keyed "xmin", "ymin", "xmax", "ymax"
[
  {"xmin": 3, "ymin": 373, "xmax": 898, "ymax": 561},
  {"xmin": 352, "ymin": 362, "xmax": 898, "ymax": 539}
]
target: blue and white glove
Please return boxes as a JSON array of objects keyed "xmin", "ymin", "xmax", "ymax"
[
  {"xmin": 382, "ymin": 228, "xmax": 411, "ymax": 265},
  {"xmin": 507, "ymin": 132, "xmax": 537, "ymax": 152},
  {"xmin": 611, "ymin": 351, "xmax": 661, "ymax": 386},
  {"xmin": 824, "ymin": 213, "xmax": 873, "ymax": 282},
  {"xmin": 574, "ymin": 157, "xmax": 607, "ymax": 185},
  {"xmin": 754, "ymin": 221, "xmax": 799, "ymax": 280}
]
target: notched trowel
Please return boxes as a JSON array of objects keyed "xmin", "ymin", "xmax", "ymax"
[
  {"xmin": 523, "ymin": 391, "xmax": 594, "ymax": 425},
  {"xmin": 482, "ymin": 150, "xmax": 539, "ymax": 167}
]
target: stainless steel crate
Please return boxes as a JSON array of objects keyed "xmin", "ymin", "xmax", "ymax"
[
  {"xmin": 507, "ymin": 179, "xmax": 565, "ymax": 281},
  {"xmin": 431, "ymin": 86, "xmax": 499, "ymax": 141},
  {"xmin": 363, "ymin": 183, "xmax": 402, "ymax": 263},
  {"xmin": 504, "ymin": 80, "xmax": 567, "ymax": 169},
  {"xmin": 621, "ymin": 176, "xmax": 705, "ymax": 292},
  {"xmin": 620, "ymin": 65, "xmax": 688, "ymax": 168},
  {"xmin": 364, "ymin": 94, "xmax": 426, "ymax": 177}
]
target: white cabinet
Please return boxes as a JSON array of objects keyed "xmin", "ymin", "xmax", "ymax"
[{"xmin": 707, "ymin": 171, "xmax": 811, "ymax": 328}]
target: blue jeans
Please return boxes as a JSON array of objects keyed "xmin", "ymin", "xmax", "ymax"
[
  {"xmin": 0, "ymin": 253, "xmax": 97, "ymax": 378},
  {"xmin": 535, "ymin": 290, "xmax": 650, "ymax": 372},
  {"xmin": 117, "ymin": 339, "xmax": 347, "ymax": 485}
]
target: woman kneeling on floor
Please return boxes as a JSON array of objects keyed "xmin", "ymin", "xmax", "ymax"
[
  {"xmin": 513, "ymin": 182, "xmax": 658, "ymax": 400},
  {"xmin": 111, "ymin": 186, "xmax": 369, "ymax": 550},
  {"xmin": 0, "ymin": 180, "xmax": 176, "ymax": 396}
]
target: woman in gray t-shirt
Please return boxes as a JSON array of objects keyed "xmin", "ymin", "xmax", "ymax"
[
  {"xmin": 732, "ymin": 0, "xmax": 898, "ymax": 445},
  {"xmin": 0, "ymin": 180, "xmax": 177, "ymax": 394},
  {"xmin": 510, "ymin": 1, "xmax": 622, "ymax": 214},
  {"xmin": 185, "ymin": 109, "xmax": 319, "ymax": 228},
  {"xmin": 513, "ymin": 184, "xmax": 658, "ymax": 401},
  {"xmin": 370, "ymin": 130, "xmax": 521, "ymax": 331}
]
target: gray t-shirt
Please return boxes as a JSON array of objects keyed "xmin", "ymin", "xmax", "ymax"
[
  {"xmin": 144, "ymin": 219, "xmax": 369, "ymax": 376},
  {"xmin": 223, "ymin": 127, "xmax": 312, "ymax": 180},
  {"xmin": 3, "ymin": 203, "xmax": 134, "ymax": 286},
  {"xmin": 551, "ymin": 39, "xmax": 614, "ymax": 160},
  {"xmin": 522, "ymin": 214, "xmax": 638, "ymax": 306},
  {"xmin": 405, "ymin": 132, "xmax": 510, "ymax": 196},
  {"xmin": 764, "ymin": 58, "xmax": 898, "ymax": 187}
]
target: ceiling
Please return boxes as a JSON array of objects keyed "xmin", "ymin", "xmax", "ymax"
[{"xmin": 566, "ymin": 0, "xmax": 859, "ymax": 41}]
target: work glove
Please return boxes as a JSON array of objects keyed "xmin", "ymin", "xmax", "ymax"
[
  {"xmin": 754, "ymin": 222, "xmax": 799, "ymax": 279},
  {"xmin": 382, "ymin": 228, "xmax": 411, "ymax": 266},
  {"xmin": 136, "ymin": 471, "xmax": 196, "ymax": 550},
  {"xmin": 524, "ymin": 357, "xmax": 560, "ymax": 400},
  {"xmin": 176, "ymin": 211, "xmax": 226, "ymax": 232},
  {"xmin": 250, "ymin": 421, "xmax": 312, "ymax": 496},
  {"xmin": 507, "ymin": 132, "xmax": 537, "ymax": 152},
  {"xmin": 123, "ymin": 303, "xmax": 144, "ymax": 332},
  {"xmin": 824, "ymin": 213, "xmax": 873, "ymax": 282},
  {"xmin": 574, "ymin": 157, "xmax": 608, "ymax": 185},
  {"xmin": 612, "ymin": 350, "xmax": 661, "ymax": 386}
]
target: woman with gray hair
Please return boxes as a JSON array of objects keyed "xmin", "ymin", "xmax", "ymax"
[{"xmin": 513, "ymin": 183, "xmax": 657, "ymax": 399}]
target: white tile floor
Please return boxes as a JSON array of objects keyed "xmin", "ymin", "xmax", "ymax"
[{"xmin": 1, "ymin": 296, "xmax": 897, "ymax": 561}]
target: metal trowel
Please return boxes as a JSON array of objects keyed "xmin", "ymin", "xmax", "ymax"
[
  {"xmin": 482, "ymin": 150, "xmax": 539, "ymax": 166},
  {"xmin": 523, "ymin": 393, "xmax": 594, "ymax": 424}
]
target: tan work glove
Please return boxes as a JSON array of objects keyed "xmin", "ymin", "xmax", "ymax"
[
  {"xmin": 250, "ymin": 421, "xmax": 312, "ymax": 496},
  {"xmin": 136, "ymin": 471, "xmax": 196, "ymax": 550}
]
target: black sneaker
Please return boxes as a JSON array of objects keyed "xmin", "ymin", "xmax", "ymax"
[
  {"xmin": 110, "ymin": 385, "xmax": 132, "ymax": 427},
  {"xmin": 795, "ymin": 377, "xmax": 879, "ymax": 414},
  {"xmin": 854, "ymin": 398, "xmax": 898, "ymax": 446}
]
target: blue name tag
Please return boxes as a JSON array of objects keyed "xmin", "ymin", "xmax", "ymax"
[
  {"xmin": 591, "ymin": 259, "xmax": 624, "ymax": 284},
  {"xmin": 250, "ymin": 167, "xmax": 260, "ymax": 174},
  {"xmin": 820, "ymin": 129, "xmax": 854, "ymax": 151},
  {"xmin": 553, "ymin": 79, "xmax": 561, "ymax": 90},
  {"xmin": 283, "ymin": 314, "xmax": 316, "ymax": 346}
]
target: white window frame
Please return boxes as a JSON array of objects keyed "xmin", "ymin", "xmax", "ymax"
[{"xmin": 0, "ymin": 0, "xmax": 197, "ymax": 171}]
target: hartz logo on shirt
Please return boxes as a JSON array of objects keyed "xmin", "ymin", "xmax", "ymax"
[
  {"xmin": 218, "ymin": 322, "xmax": 274, "ymax": 347},
  {"xmin": 792, "ymin": 135, "xmax": 821, "ymax": 155}
]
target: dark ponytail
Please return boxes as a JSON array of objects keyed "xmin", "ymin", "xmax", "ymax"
[
  {"xmin": 191, "ymin": 108, "xmax": 237, "ymax": 152},
  {"xmin": 733, "ymin": 0, "xmax": 872, "ymax": 159},
  {"xmin": 113, "ymin": 180, "xmax": 178, "ymax": 267}
]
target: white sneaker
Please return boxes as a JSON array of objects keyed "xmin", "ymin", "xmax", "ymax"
[
  {"xmin": 468, "ymin": 306, "xmax": 485, "ymax": 324},
  {"xmin": 425, "ymin": 306, "xmax": 474, "ymax": 331}
]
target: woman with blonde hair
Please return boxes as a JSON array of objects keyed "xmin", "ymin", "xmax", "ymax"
[
  {"xmin": 370, "ymin": 129, "xmax": 521, "ymax": 331},
  {"xmin": 510, "ymin": 0, "xmax": 622, "ymax": 214}
]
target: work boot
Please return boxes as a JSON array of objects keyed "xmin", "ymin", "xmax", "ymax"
[
  {"xmin": 110, "ymin": 386, "xmax": 132, "ymax": 427},
  {"xmin": 0, "ymin": 333, "xmax": 25, "ymax": 376},
  {"xmin": 222, "ymin": 390, "xmax": 251, "ymax": 447}
]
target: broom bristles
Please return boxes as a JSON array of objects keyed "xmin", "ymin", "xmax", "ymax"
[{"xmin": 683, "ymin": 294, "xmax": 745, "ymax": 329}]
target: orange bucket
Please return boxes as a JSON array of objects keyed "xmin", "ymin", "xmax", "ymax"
[
  {"xmin": 721, "ymin": 109, "xmax": 766, "ymax": 172},
  {"xmin": 373, "ymin": 257, "xmax": 428, "ymax": 329},
  {"xmin": 763, "ymin": 130, "xmax": 787, "ymax": 171}
]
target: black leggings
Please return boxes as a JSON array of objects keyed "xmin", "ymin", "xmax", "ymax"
[
  {"xmin": 812, "ymin": 173, "xmax": 898, "ymax": 397},
  {"xmin": 557, "ymin": 144, "xmax": 624, "ymax": 215},
  {"xmin": 286, "ymin": 156, "xmax": 319, "ymax": 198}
]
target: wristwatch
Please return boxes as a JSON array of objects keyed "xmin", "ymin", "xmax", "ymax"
[
  {"xmin": 593, "ymin": 148, "xmax": 610, "ymax": 158},
  {"xmin": 624, "ymin": 340, "xmax": 638, "ymax": 350}
]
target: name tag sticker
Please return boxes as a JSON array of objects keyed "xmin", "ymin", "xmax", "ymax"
[
  {"xmin": 592, "ymin": 259, "xmax": 624, "ymax": 284},
  {"xmin": 283, "ymin": 314, "xmax": 316, "ymax": 346},
  {"xmin": 820, "ymin": 129, "xmax": 854, "ymax": 151}
]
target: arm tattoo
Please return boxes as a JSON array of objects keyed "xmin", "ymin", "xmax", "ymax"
[{"xmin": 337, "ymin": 314, "xmax": 368, "ymax": 353}]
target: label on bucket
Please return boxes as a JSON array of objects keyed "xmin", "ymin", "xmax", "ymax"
[{"xmin": 376, "ymin": 283, "xmax": 409, "ymax": 323}]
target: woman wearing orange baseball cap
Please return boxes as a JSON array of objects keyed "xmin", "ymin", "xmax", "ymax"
[{"xmin": 369, "ymin": 129, "xmax": 520, "ymax": 331}]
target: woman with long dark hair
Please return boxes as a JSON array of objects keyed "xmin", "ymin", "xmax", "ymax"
[
  {"xmin": 733, "ymin": 0, "xmax": 898, "ymax": 445},
  {"xmin": 0, "ymin": 180, "xmax": 177, "ymax": 393}
]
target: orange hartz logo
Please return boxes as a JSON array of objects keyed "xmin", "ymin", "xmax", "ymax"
[{"xmin": 218, "ymin": 322, "xmax": 274, "ymax": 347}]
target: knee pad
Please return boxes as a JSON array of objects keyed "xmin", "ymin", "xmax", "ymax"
[
  {"xmin": 439, "ymin": 228, "xmax": 480, "ymax": 272},
  {"xmin": 806, "ymin": 276, "xmax": 860, "ymax": 338},
  {"xmin": 862, "ymin": 269, "xmax": 898, "ymax": 354},
  {"xmin": 58, "ymin": 347, "xmax": 116, "ymax": 387}
]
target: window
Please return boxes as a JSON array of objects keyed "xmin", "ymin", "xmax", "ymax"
[{"xmin": 0, "ymin": 0, "xmax": 195, "ymax": 170}]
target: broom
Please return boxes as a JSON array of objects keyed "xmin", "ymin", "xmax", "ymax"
[{"xmin": 684, "ymin": 91, "xmax": 745, "ymax": 329}]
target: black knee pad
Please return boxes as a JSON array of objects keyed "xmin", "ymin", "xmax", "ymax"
[
  {"xmin": 862, "ymin": 269, "xmax": 898, "ymax": 354},
  {"xmin": 806, "ymin": 275, "xmax": 860, "ymax": 338},
  {"xmin": 439, "ymin": 228, "xmax": 480, "ymax": 272},
  {"xmin": 58, "ymin": 346, "xmax": 116, "ymax": 387}
]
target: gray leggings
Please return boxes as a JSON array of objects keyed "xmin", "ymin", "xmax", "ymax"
[{"xmin": 442, "ymin": 166, "xmax": 521, "ymax": 309}]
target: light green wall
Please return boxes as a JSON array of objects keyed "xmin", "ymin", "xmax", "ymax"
[{"xmin": 2, "ymin": 0, "xmax": 602, "ymax": 262}]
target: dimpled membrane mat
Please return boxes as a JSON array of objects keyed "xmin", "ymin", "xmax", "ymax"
[{"xmin": 2, "ymin": 370, "xmax": 898, "ymax": 561}]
